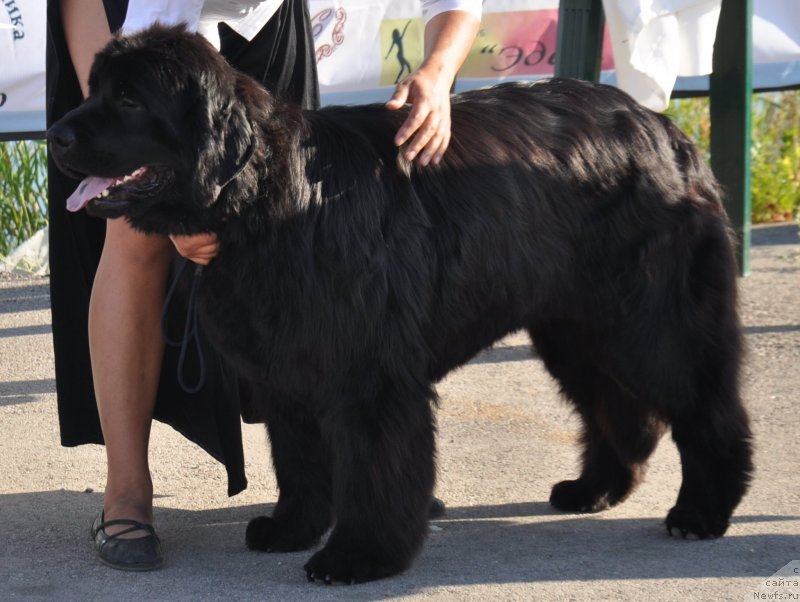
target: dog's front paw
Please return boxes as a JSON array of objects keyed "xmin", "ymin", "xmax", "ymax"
[
  {"xmin": 246, "ymin": 515, "xmax": 322, "ymax": 552},
  {"xmin": 304, "ymin": 545, "xmax": 405, "ymax": 585},
  {"xmin": 665, "ymin": 504, "xmax": 729, "ymax": 539},
  {"xmin": 549, "ymin": 479, "xmax": 611, "ymax": 513}
]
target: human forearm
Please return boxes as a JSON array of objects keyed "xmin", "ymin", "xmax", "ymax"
[
  {"xmin": 386, "ymin": 9, "xmax": 480, "ymax": 165},
  {"xmin": 60, "ymin": 0, "xmax": 112, "ymax": 98},
  {"xmin": 421, "ymin": 10, "xmax": 480, "ymax": 90}
]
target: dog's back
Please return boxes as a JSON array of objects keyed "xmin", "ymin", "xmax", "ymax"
[{"xmin": 295, "ymin": 79, "xmax": 736, "ymax": 384}]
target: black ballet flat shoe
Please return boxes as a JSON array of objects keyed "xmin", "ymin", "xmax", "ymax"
[{"xmin": 91, "ymin": 511, "xmax": 163, "ymax": 571}]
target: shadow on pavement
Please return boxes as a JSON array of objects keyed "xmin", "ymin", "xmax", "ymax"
[
  {"xmin": 2, "ymin": 489, "xmax": 797, "ymax": 598},
  {"xmin": 0, "ymin": 279, "xmax": 50, "ymax": 314},
  {"xmin": 0, "ymin": 378, "xmax": 56, "ymax": 406},
  {"xmin": 751, "ymin": 223, "xmax": 799, "ymax": 247}
]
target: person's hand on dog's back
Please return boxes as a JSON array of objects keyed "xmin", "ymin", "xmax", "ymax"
[{"xmin": 386, "ymin": 9, "xmax": 479, "ymax": 167}]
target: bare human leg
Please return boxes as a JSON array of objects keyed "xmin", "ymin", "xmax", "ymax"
[{"xmin": 89, "ymin": 218, "xmax": 172, "ymax": 534}]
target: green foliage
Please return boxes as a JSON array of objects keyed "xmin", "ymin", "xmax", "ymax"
[
  {"xmin": 0, "ymin": 140, "xmax": 48, "ymax": 257},
  {"xmin": 667, "ymin": 90, "xmax": 800, "ymax": 223},
  {"xmin": 751, "ymin": 92, "xmax": 799, "ymax": 222},
  {"xmin": 665, "ymin": 96, "xmax": 712, "ymax": 162}
]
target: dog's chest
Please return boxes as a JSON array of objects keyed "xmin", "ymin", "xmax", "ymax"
[{"xmin": 196, "ymin": 260, "xmax": 338, "ymax": 390}]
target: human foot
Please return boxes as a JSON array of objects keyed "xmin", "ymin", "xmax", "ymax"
[{"xmin": 91, "ymin": 510, "xmax": 163, "ymax": 571}]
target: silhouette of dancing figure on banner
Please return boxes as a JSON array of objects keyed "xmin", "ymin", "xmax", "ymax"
[{"xmin": 385, "ymin": 20, "xmax": 413, "ymax": 84}]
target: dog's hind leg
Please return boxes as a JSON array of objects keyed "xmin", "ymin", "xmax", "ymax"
[
  {"xmin": 550, "ymin": 401, "xmax": 665, "ymax": 513},
  {"xmin": 664, "ymin": 233, "xmax": 753, "ymax": 539},
  {"xmin": 666, "ymin": 398, "xmax": 752, "ymax": 539},
  {"xmin": 246, "ymin": 397, "xmax": 334, "ymax": 553},
  {"xmin": 304, "ymin": 382, "xmax": 436, "ymax": 584},
  {"xmin": 531, "ymin": 322, "xmax": 666, "ymax": 512}
]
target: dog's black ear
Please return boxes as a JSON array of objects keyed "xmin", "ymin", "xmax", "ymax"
[{"xmin": 189, "ymin": 76, "xmax": 255, "ymax": 207}]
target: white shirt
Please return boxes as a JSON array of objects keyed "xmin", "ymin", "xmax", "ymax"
[
  {"xmin": 420, "ymin": 0, "xmax": 482, "ymax": 23},
  {"xmin": 122, "ymin": 0, "xmax": 284, "ymax": 47},
  {"xmin": 602, "ymin": 0, "xmax": 721, "ymax": 111}
]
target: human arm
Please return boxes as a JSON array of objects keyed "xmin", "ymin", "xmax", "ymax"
[
  {"xmin": 385, "ymin": 4, "xmax": 481, "ymax": 166},
  {"xmin": 60, "ymin": 0, "xmax": 113, "ymax": 99}
]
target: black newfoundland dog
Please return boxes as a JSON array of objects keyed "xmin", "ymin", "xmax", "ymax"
[{"xmin": 49, "ymin": 25, "xmax": 752, "ymax": 583}]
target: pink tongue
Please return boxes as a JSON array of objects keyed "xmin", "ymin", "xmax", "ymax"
[{"xmin": 66, "ymin": 176, "xmax": 114, "ymax": 212}]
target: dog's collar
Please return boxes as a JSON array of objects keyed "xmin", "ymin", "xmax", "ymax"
[{"xmin": 218, "ymin": 133, "xmax": 257, "ymax": 191}]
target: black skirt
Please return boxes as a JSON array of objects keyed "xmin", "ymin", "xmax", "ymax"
[{"xmin": 46, "ymin": 0, "xmax": 319, "ymax": 496}]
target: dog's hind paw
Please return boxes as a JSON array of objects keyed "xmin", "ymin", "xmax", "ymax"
[
  {"xmin": 304, "ymin": 545, "xmax": 405, "ymax": 585},
  {"xmin": 665, "ymin": 504, "xmax": 729, "ymax": 539},
  {"xmin": 245, "ymin": 515, "xmax": 322, "ymax": 553}
]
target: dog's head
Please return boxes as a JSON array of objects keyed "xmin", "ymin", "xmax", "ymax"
[{"xmin": 48, "ymin": 24, "xmax": 258, "ymax": 234}]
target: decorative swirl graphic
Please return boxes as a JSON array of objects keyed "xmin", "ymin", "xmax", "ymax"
[{"xmin": 314, "ymin": 8, "xmax": 347, "ymax": 63}]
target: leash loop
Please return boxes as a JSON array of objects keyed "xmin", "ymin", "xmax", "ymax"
[{"xmin": 161, "ymin": 258, "xmax": 206, "ymax": 394}]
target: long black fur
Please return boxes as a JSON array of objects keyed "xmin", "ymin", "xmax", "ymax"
[{"xmin": 48, "ymin": 25, "xmax": 753, "ymax": 583}]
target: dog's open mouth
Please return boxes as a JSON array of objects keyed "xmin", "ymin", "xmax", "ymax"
[{"xmin": 66, "ymin": 166, "xmax": 171, "ymax": 212}]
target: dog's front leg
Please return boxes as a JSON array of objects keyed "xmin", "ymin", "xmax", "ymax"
[
  {"xmin": 304, "ymin": 384, "xmax": 436, "ymax": 584},
  {"xmin": 246, "ymin": 397, "xmax": 334, "ymax": 552}
]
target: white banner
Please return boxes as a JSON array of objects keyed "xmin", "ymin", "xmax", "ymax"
[
  {"xmin": 311, "ymin": 0, "xmax": 800, "ymax": 109},
  {"xmin": 0, "ymin": 0, "xmax": 46, "ymax": 135},
  {"xmin": 674, "ymin": 0, "xmax": 800, "ymax": 94},
  {"xmin": 311, "ymin": 0, "xmax": 575, "ymax": 104},
  {"xmin": 0, "ymin": 0, "xmax": 799, "ymax": 135}
]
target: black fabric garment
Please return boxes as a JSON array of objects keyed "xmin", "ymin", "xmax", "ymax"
[
  {"xmin": 218, "ymin": 0, "xmax": 319, "ymax": 111},
  {"xmin": 46, "ymin": 0, "xmax": 319, "ymax": 496}
]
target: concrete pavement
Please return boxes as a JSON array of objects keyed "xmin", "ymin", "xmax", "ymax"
[{"xmin": 1, "ymin": 223, "xmax": 798, "ymax": 601}]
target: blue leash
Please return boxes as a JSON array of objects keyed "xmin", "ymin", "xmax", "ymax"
[{"xmin": 161, "ymin": 258, "xmax": 206, "ymax": 394}]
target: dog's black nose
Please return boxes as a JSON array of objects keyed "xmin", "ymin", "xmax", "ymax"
[{"xmin": 46, "ymin": 123, "xmax": 76, "ymax": 150}]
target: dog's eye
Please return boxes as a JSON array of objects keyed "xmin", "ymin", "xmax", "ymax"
[
  {"xmin": 120, "ymin": 97, "xmax": 141, "ymax": 110},
  {"xmin": 117, "ymin": 89, "xmax": 142, "ymax": 110}
]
